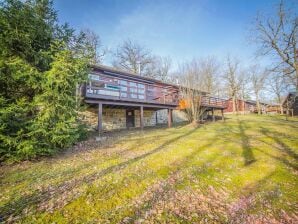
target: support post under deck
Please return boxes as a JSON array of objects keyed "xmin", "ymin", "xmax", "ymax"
[
  {"xmin": 212, "ymin": 108, "xmax": 215, "ymax": 122},
  {"xmin": 140, "ymin": 106, "xmax": 144, "ymax": 130},
  {"xmin": 98, "ymin": 103, "xmax": 103, "ymax": 133},
  {"xmin": 221, "ymin": 109, "xmax": 225, "ymax": 121},
  {"xmin": 168, "ymin": 108, "xmax": 172, "ymax": 128}
]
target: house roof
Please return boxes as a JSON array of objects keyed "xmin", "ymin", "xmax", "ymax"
[
  {"xmin": 90, "ymin": 64, "xmax": 209, "ymax": 94},
  {"xmin": 91, "ymin": 64, "xmax": 174, "ymax": 86}
]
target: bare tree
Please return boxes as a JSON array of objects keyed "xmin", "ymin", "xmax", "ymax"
[
  {"xmin": 253, "ymin": 1, "xmax": 298, "ymax": 89},
  {"xmin": 199, "ymin": 56, "xmax": 220, "ymax": 95},
  {"xmin": 222, "ymin": 56, "xmax": 243, "ymax": 114},
  {"xmin": 178, "ymin": 59, "xmax": 207, "ymax": 125},
  {"xmin": 112, "ymin": 39, "xmax": 155, "ymax": 77},
  {"xmin": 153, "ymin": 56, "xmax": 172, "ymax": 82},
  {"xmin": 267, "ymin": 73, "xmax": 287, "ymax": 114},
  {"xmin": 248, "ymin": 65, "xmax": 268, "ymax": 114},
  {"xmin": 238, "ymin": 70, "xmax": 250, "ymax": 100},
  {"xmin": 81, "ymin": 29, "xmax": 105, "ymax": 64}
]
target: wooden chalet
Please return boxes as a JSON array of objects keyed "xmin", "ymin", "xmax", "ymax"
[{"xmin": 83, "ymin": 65, "xmax": 227, "ymax": 132}]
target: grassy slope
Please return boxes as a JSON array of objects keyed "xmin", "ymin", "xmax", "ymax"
[{"xmin": 0, "ymin": 115, "xmax": 297, "ymax": 223}]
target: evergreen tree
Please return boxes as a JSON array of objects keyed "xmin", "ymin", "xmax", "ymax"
[
  {"xmin": 30, "ymin": 44, "xmax": 89, "ymax": 154},
  {"xmin": 0, "ymin": 0, "xmax": 92, "ymax": 162}
]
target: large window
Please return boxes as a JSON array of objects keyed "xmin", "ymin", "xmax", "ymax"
[
  {"xmin": 130, "ymin": 88, "xmax": 138, "ymax": 93},
  {"xmin": 88, "ymin": 75, "xmax": 169, "ymax": 102},
  {"xmin": 121, "ymin": 92, "xmax": 128, "ymax": 98},
  {"xmin": 138, "ymin": 88, "xmax": 145, "ymax": 94},
  {"xmin": 130, "ymin": 93, "xmax": 138, "ymax": 99},
  {"xmin": 129, "ymin": 82, "xmax": 137, "ymax": 87},
  {"xmin": 120, "ymin": 86, "xmax": 127, "ymax": 91},
  {"xmin": 119, "ymin": 80, "xmax": 127, "ymax": 86},
  {"xmin": 88, "ymin": 74, "xmax": 100, "ymax": 81}
]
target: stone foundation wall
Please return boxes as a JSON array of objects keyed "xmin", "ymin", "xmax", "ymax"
[
  {"xmin": 80, "ymin": 108, "xmax": 98, "ymax": 130},
  {"xmin": 81, "ymin": 107, "xmax": 157, "ymax": 130},
  {"xmin": 134, "ymin": 110, "xmax": 156, "ymax": 127},
  {"xmin": 156, "ymin": 109, "xmax": 188, "ymax": 124},
  {"xmin": 80, "ymin": 107, "xmax": 126, "ymax": 130},
  {"xmin": 156, "ymin": 109, "xmax": 167, "ymax": 124},
  {"xmin": 103, "ymin": 108, "xmax": 127, "ymax": 130},
  {"xmin": 81, "ymin": 107, "xmax": 189, "ymax": 131},
  {"xmin": 173, "ymin": 110, "xmax": 188, "ymax": 123}
]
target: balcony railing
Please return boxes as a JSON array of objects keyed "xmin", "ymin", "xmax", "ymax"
[{"xmin": 201, "ymin": 96, "xmax": 227, "ymax": 108}]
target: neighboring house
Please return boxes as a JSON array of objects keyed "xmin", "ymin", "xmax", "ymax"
[
  {"xmin": 282, "ymin": 92, "xmax": 298, "ymax": 116},
  {"xmin": 224, "ymin": 99, "xmax": 269, "ymax": 114},
  {"xmin": 266, "ymin": 103, "xmax": 284, "ymax": 114},
  {"xmin": 224, "ymin": 99, "xmax": 256, "ymax": 114},
  {"xmin": 82, "ymin": 65, "xmax": 228, "ymax": 131}
]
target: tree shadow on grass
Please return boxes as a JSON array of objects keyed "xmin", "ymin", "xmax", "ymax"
[
  {"xmin": 0, "ymin": 127, "xmax": 199, "ymax": 222},
  {"xmin": 254, "ymin": 147, "xmax": 298, "ymax": 171},
  {"xmin": 238, "ymin": 120, "xmax": 256, "ymax": 166},
  {"xmin": 260, "ymin": 127, "xmax": 298, "ymax": 161},
  {"xmin": 228, "ymin": 171, "xmax": 278, "ymax": 223},
  {"xmin": 127, "ymin": 139, "xmax": 221, "ymax": 222},
  {"xmin": 229, "ymin": 168, "xmax": 297, "ymax": 223}
]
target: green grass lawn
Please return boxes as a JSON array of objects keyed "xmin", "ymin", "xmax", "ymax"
[{"xmin": 1, "ymin": 115, "xmax": 298, "ymax": 223}]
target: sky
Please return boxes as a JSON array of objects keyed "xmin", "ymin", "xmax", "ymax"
[{"xmin": 53, "ymin": 0, "xmax": 284, "ymax": 67}]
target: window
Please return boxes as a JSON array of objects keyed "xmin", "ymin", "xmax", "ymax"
[
  {"xmin": 105, "ymin": 84, "xmax": 120, "ymax": 90},
  {"xmin": 110, "ymin": 91, "xmax": 119, "ymax": 97},
  {"xmin": 95, "ymin": 89, "xmax": 119, "ymax": 97},
  {"xmin": 130, "ymin": 88, "xmax": 138, "ymax": 93},
  {"xmin": 130, "ymin": 94, "xmax": 137, "ymax": 98},
  {"xmin": 120, "ymin": 86, "xmax": 127, "ymax": 91},
  {"xmin": 121, "ymin": 92, "xmax": 127, "ymax": 98},
  {"xmin": 138, "ymin": 88, "xmax": 145, "ymax": 94},
  {"xmin": 119, "ymin": 80, "xmax": 127, "ymax": 86},
  {"xmin": 137, "ymin": 83, "xmax": 145, "ymax": 88},
  {"xmin": 129, "ymin": 82, "xmax": 137, "ymax": 87},
  {"xmin": 138, "ymin": 95, "xmax": 145, "ymax": 100},
  {"xmin": 88, "ymin": 74, "xmax": 100, "ymax": 81}
]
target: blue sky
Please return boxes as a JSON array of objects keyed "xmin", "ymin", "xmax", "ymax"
[{"xmin": 54, "ymin": 0, "xmax": 281, "ymax": 67}]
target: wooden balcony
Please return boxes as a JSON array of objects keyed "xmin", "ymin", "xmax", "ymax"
[
  {"xmin": 84, "ymin": 73, "xmax": 179, "ymax": 107},
  {"xmin": 84, "ymin": 68, "xmax": 227, "ymax": 109}
]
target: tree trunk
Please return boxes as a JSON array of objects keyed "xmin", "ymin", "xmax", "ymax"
[
  {"xmin": 295, "ymin": 55, "xmax": 298, "ymax": 90},
  {"xmin": 280, "ymin": 105, "xmax": 284, "ymax": 115},
  {"xmin": 296, "ymin": 68, "xmax": 298, "ymax": 91},
  {"xmin": 256, "ymin": 94, "xmax": 261, "ymax": 115},
  {"xmin": 232, "ymin": 95, "xmax": 236, "ymax": 115},
  {"xmin": 191, "ymin": 119, "xmax": 199, "ymax": 127}
]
